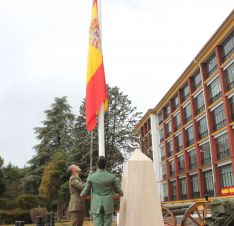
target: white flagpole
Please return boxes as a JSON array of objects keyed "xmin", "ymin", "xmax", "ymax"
[
  {"xmin": 97, "ymin": 0, "xmax": 105, "ymax": 157},
  {"xmin": 98, "ymin": 104, "xmax": 105, "ymax": 156}
]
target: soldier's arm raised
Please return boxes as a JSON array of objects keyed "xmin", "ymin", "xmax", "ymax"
[
  {"xmin": 113, "ymin": 176, "xmax": 123, "ymax": 196},
  {"xmin": 80, "ymin": 177, "xmax": 92, "ymax": 197},
  {"xmin": 70, "ymin": 178, "xmax": 84, "ymax": 191}
]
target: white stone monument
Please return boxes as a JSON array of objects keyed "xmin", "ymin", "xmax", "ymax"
[{"xmin": 119, "ymin": 149, "xmax": 164, "ymax": 226}]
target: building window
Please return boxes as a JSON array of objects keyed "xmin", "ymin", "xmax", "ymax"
[
  {"xmin": 161, "ymin": 145, "xmax": 166, "ymax": 161},
  {"xmin": 224, "ymin": 62, "xmax": 234, "ymax": 91},
  {"xmin": 175, "ymin": 133, "xmax": 183, "ymax": 152},
  {"xmin": 163, "ymin": 183, "xmax": 168, "ymax": 201},
  {"xmin": 205, "ymin": 53, "xmax": 217, "ymax": 78},
  {"xmin": 208, "ymin": 77, "xmax": 222, "ymax": 104},
  {"xmin": 158, "ymin": 111, "xmax": 163, "ymax": 125},
  {"xmin": 216, "ymin": 133, "xmax": 230, "ymax": 161},
  {"xmin": 194, "ymin": 92, "xmax": 205, "ymax": 115},
  {"xmin": 171, "ymin": 180, "xmax": 177, "ymax": 201},
  {"xmin": 162, "ymin": 164, "xmax": 167, "ymax": 180},
  {"xmin": 181, "ymin": 83, "xmax": 190, "ymax": 102},
  {"xmin": 159, "ymin": 127, "xmax": 164, "ymax": 143},
  {"xmin": 174, "ymin": 113, "xmax": 181, "ymax": 131},
  {"xmin": 184, "ymin": 103, "xmax": 192, "ymax": 123},
  {"xmin": 230, "ymin": 96, "xmax": 234, "ymax": 121},
  {"xmin": 180, "ymin": 178, "xmax": 187, "ymax": 200},
  {"xmin": 198, "ymin": 116, "xmax": 208, "ymax": 139},
  {"xmin": 221, "ymin": 30, "xmax": 234, "ymax": 61},
  {"xmin": 173, "ymin": 95, "xmax": 179, "ymax": 111},
  {"xmin": 219, "ymin": 164, "xmax": 234, "ymax": 188},
  {"xmin": 178, "ymin": 155, "xmax": 185, "ymax": 173},
  {"xmin": 186, "ymin": 126, "xmax": 194, "ymax": 147},
  {"xmin": 200, "ymin": 142, "xmax": 211, "ymax": 165},
  {"xmin": 188, "ymin": 149, "xmax": 197, "ymax": 170},
  {"xmin": 203, "ymin": 170, "xmax": 214, "ymax": 197},
  {"xmin": 165, "ymin": 104, "xmax": 170, "ymax": 118},
  {"xmin": 192, "ymin": 70, "xmax": 202, "ymax": 91},
  {"xmin": 212, "ymin": 104, "xmax": 226, "ymax": 131},
  {"xmin": 167, "ymin": 140, "xmax": 174, "ymax": 157},
  {"xmin": 166, "ymin": 121, "xmax": 172, "ymax": 137},
  {"xmin": 191, "ymin": 174, "xmax": 200, "ymax": 198},
  {"xmin": 169, "ymin": 160, "xmax": 175, "ymax": 177}
]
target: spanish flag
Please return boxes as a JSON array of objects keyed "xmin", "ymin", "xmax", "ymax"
[{"xmin": 86, "ymin": 0, "xmax": 108, "ymax": 131}]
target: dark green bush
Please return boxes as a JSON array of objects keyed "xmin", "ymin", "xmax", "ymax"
[
  {"xmin": 17, "ymin": 194, "xmax": 38, "ymax": 209},
  {"xmin": 0, "ymin": 209, "xmax": 31, "ymax": 224},
  {"xmin": 0, "ymin": 198, "xmax": 18, "ymax": 210}
]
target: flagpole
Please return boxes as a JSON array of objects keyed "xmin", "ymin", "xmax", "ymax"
[
  {"xmin": 97, "ymin": 0, "xmax": 105, "ymax": 157},
  {"xmin": 98, "ymin": 104, "xmax": 105, "ymax": 156}
]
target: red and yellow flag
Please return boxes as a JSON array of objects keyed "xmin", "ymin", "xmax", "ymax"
[{"xmin": 86, "ymin": 0, "xmax": 108, "ymax": 131}]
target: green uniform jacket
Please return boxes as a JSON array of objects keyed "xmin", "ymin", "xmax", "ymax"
[
  {"xmin": 68, "ymin": 175, "xmax": 85, "ymax": 212},
  {"xmin": 80, "ymin": 169, "xmax": 123, "ymax": 214}
]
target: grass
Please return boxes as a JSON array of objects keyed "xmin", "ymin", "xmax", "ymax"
[{"xmin": 5, "ymin": 220, "xmax": 117, "ymax": 226}]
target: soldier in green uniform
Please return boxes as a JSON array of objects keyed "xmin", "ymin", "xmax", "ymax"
[
  {"xmin": 68, "ymin": 165, "xmax": 85, "ymax": 226},
  {"xmin": 80, "ymin": 156, "xmax": 123, "ymax": 226}
]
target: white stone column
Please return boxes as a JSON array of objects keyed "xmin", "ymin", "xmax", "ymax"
[{"xmin": 150, "ymin": 113, "xmax": 162, "ymax": 199}]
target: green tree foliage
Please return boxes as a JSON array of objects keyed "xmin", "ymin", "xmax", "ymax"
[
  {"xmin": 2, "ymin": 163, "xmax": 24, "ymax": 199},
  {"xmin": 23, "ymin": 97, "xmax": 75, "ymax": 197},
  {"xmin": 1, "ymin": 86, "xmax": 141, "ymax": 213},
  {"xmin": 39, "ymin": 152, "xmax": 69, "ymax": 218},
  {"xmin": 20, "ymin": 174, "xmax": 41, "ymax": 195},
  {"xmin": 69, "ymin": 85, "xmax": 141, "ymax": 177},
  {"xmin": 29, "ymin": 96, "xmax": 75, "ymax": 171},
  {"xmin": 0, "ymin": 156, "xmax": 6, "ymax": 197},
  {"xmin": 17, "ymin": 194, "xmax": 38, "ymax": 209}
]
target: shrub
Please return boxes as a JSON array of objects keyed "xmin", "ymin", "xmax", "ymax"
[
  {"xmin": 30, "ymin": 207, "xmax": 47, "ymax": 223},
  {"xmin": 0, "ymin": 198, "xmax": 18, "ymax": 210},
  {"xmin": 17, "ymin": 194, "xmax": 38, "ymax": 209},
  {"xmin": 0, "ymin": 209, "xmax": 31, "ymax": 224}
]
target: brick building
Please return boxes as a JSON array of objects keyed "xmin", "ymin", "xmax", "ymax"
[{"xmin": 135, "ymin": 11, "xmax": 234, "ymax": 201}]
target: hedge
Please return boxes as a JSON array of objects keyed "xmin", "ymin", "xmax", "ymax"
[
  {"xmin": 0, "ymin": 209, "xmax": 31, "ymax": 224},
  {"xmin": 0, "ymin": 198, "xmax": 18, "ymax": 210},
  {"xmin": 17, "ymin": 194, "xmax": 38, "ymax": 209}
]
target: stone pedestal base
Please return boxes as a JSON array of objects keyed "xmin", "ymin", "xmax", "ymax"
[{"xmin": 119, "ymin": 149, "xmax": 164, "ymax": 226}]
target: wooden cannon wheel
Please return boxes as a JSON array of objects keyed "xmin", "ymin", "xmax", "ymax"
[
  {"xmin": 181, "ymin": 202, "xmax": 207, "ymax": 226},
  {"xmin": 161, "ymin": 205, "xmax": 177, "ymax": 226}
]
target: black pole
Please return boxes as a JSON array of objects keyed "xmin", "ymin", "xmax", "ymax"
[
  {"xmin": 45, "ymin": 213, "xmax": 50, "ymax": 226},
  {"xmin": 15, "ymin": 221, "xmax": 24, "ymax": 226},
  {"xmin": 36, "ymin": 216, "xmax": 44, "ymax": 226},
  {"xmin": 50, "ymin": 212, "xmax": 55, "ymax": 226}
]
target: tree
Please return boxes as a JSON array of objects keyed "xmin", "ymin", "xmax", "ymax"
[
  {"xmin": 0, "ymin": 156, "xmax": 6, "ymax": 197},
  {"xmin": 39, "ymin": 151, "xmax": 69, "ymax": 218},
  {"xmin": 2, "ymin": 163, "xmax": 25, "ymax": 199},
  {"xmin": 69, "ymin": 85, "xmax": 141, "ymax": 177},
  {"xmin": 29, "ymin": 96, "xmax": 75, "ymax": 171}
]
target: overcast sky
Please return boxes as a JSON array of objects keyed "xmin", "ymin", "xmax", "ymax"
[{"xmin": 0, "ymin": 0, "xmax": 233, "ymax": 167}]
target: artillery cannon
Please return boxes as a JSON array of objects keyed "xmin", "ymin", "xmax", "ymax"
[{"xmin": 161, "ymin": 197, "xmax": 234, "ymax": 226}]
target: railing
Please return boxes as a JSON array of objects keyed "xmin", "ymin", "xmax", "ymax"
[
  {"xmin": 179, "ymin": 167, "xmax": 185, "ymax": 174},
  {"xmin": 227, "ymin": 81, "xmax": 234, "ymax": 91},
  {"xmin": 184, "ymin": 115, "xmax": 192, "ymax": 124},
  {"xmin": 202, "ymin": 156, "xmax": 211, "ymax": 165},
  {"xmin": 210, "ymin": 92, "xmax": 222, "ymax": 104},
  {"xmin": 196, "ymin": 105, "xmax": 205, "ymax": 115},
  {"xmin": 187, "ymin": 139, "xmax": 194, "ymax": 147},
  {"xmin": 190, "ymin": 162, "xmax": 197, "ymax": 170},
  {"xmin": 213, "ymin": 120, "xmax": 226, "ymax": 131},
  {"xmin": 217, "ymin": 150, "xmax": 230, "ymax": 161},
  {"xmin": 199, "ymin": 131, "xmax": 208, "ymax": 140}
]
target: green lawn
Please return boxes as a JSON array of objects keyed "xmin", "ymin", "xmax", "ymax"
[{"xmin": 6, "ymin": 220, "xmax": 117, "ymax": 226}]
